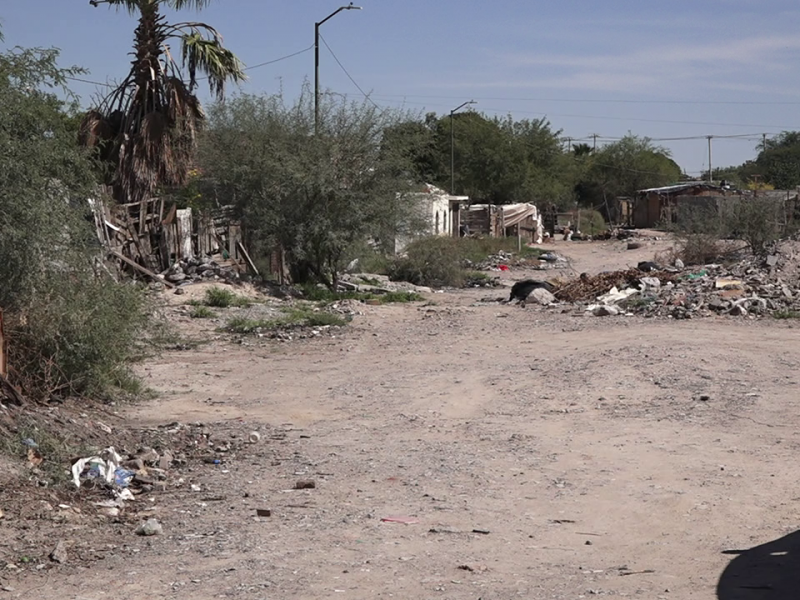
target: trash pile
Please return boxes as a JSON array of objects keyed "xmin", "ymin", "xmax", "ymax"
[
  {"xmin": 165, "ymin": 255, "xmax": 242, "ymax": 285},
  {"xmin": 558, "ymin": 254, "xmax": 800, "ymax": 319},
  {"xmin": 555, "ymin": 268, "xmax": 678, "ymax": 303},
  {"xmin": 72, "ymin": 445, "xmax": 176, "ymax": 498}
]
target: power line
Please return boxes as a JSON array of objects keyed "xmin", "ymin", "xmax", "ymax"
[
  {"xmin": 64, "ymin": 43, "xmax": 315, "ymax": 88},
  {"xmin": 369, "ymin": 93, "xmax": 800, "ymax": 107},
  {"xmin": 361, "ymin": 95, "xmax": 800, "ymax": 130},
  {"xmin": 317, "ymin": 32, "xmax": 379, "ymax": 110}
]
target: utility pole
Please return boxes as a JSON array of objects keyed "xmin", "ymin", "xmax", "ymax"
[
  {"xmin": 315, "ymin": 3, "xmax": 362, "ymax": 135},
  {"xmin": 592, "ymin": 133, "xmax": 598, "ymax": 152},
  {"xmin": 450, "ymin": 100, "xmax": 476, "ymax": 194},
  {"xmin": 762, "ymin": 133, "xmax": 768, "ymax": 152},
  {"xmin": 706, "ymin": 136, "xmax": 713, "ymax": 183},
  {"xmin": 566, "ymin": 137, "xmax": 572, "ymax": 152}
]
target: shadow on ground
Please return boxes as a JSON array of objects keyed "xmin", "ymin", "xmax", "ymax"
[{"xmin": 717, "ymin": 530, "xmax": 800, "ymax": 599}]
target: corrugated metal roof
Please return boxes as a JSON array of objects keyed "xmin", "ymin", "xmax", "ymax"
[{"xmin": 638, "ymin": 182, "xmax": 719, "ymax": 194}]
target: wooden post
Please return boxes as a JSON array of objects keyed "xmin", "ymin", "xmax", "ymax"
[{"xmin": 109, "ymin": 250, "xmax": 176, "ymax": 288}]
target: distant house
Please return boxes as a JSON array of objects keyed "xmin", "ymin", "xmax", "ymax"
[
  {"xmin": 395, "ymin": 183, "xmax": 468, "ymax": 253},
  {"xmin": 633, "ymin": 183, "xmax": 800, "ymax": 229},
  {"xmin": 633, "ymin": 182, "xmax": 726, "ymax": 228},
  {"xmin": 462, "ymin": 202, "xmax": 544, "ymax": 243}
]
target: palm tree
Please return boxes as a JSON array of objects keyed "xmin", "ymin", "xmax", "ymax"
[{"xmin": 80, "ymin": 0, "xmax": 246, "ymax": 207}]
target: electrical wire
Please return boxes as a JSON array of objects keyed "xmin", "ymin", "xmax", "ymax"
[
  {"xmin": 64, "ymin": 43, "xmax": 315, "ymax": 88},
  {"xmin": 317, "ymin": 32, "xmax": 380, "ymax": 109}
]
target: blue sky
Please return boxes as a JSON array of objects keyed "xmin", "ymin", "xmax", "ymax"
[{"xmin": 3, "ymin": 0, "xmax": 800, "ymax": 177}]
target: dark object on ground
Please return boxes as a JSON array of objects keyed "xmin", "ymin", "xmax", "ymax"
[
  {"xmin": 508, "ymin": 279, "xmax": 555, "ymax": 307},
  {"xmin": 637, "ymin": 261, "xmax": 661, "ymax": 272}
]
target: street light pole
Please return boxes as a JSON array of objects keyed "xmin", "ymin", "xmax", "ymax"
[
  {"xmin": 315, "ymin": 3, "xmax": 362, "ymax": 135},
  {"xmin": 450, "ymin": 100, "xmax": 476, "ymax": 195}
]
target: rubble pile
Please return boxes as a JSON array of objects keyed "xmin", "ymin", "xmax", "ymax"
[
  {"xmin": 560, "ymin": 253, "xmax": 800, "ymax": 319},
  {"xmin": 555, "ymin": 268, "xmax": 679, "ymax": 303},
  {"xmin": 165, "ymin": 256, "xmax": 242, "ymax": 285}
]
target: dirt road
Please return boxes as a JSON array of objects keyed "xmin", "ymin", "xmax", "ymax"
[{"xmin": 4, "ymin": 235, "xmax": 800, "ymax": 599}]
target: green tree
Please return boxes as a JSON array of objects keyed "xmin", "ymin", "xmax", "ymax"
[
  {"xmin": 0, "ymin": 42, "xmax": 148, "ymax": 400},
  {"xmin": 753, "ymin": 131, "xmax": 800, "ymax": 189},
  {"xmin": 576, "ymin": 134, "xmax": 681, "ymax": 208},
  {"xmin": 196, "ymin": 89, "xmax": 426, "ymax": 289},
  {"xmin": 79, "ymin": 0, "xmax": 245, "ymax": 206}
]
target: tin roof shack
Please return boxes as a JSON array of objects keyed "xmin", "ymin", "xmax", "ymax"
[
  {"xmin": 395, "ymin": 183, "xmax": 468, "ymax": 253},
  {"xmin": 634, "ymin": 183, "xmax": 726, "ymax": 229},
  {"xmin": 464, "ymin": 203, "xmax": 543, "ymax": 243}
]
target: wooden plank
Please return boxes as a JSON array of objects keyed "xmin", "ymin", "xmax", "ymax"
[
  {"xmin": 176, "ymin": 208, "xmax": 193, "ymax": 259},
  {"xmin": 108, "ymin": 250, "xmax": 176, "ymax": 288},
  {"xmin": 237, "ymin": 241, "xmax": 260, "ymax": 276}
]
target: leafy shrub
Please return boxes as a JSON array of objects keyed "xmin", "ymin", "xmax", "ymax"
[
  {"xmin": 0, "ymin": 44, "xmax": 150, "ymax": 402},
  {"xmin": 190, "ymin": 305, "xmax": 216, "ymax": 318},
  {"xmin": 389, "ymin": 237, "xmax": 466, "ymax": 287},
  {"xmin": 7, "ymin": 276, "xmax": 149, "ymax": 400},
  {"xmin": 204, "ymin": 287, "xmax": 251, "ymax": 308}
]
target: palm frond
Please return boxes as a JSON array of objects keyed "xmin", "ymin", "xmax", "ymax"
[
  {"xmin": 78, "ymin": 109, "xmax": 113, "ymax": 147},
  {"xmin": 166, "ymin": 0, "xmax": 214, "ymax": 10},
  {"xmin": 90, "ymin": 0, "xmax": 151, "ymax": 15},
  {"xmin": 180, "ymin": 29, "xmax": 246, "ymax": 100}
]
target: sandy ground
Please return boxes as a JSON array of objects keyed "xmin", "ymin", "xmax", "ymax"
[{"xmin": 3, "ymin": 233, "xmax": 800, "ymax": 600}]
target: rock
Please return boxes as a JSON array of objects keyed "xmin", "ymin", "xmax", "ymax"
[
  {"xmin": 781, "ymin": 284, "xmax": 793, "ymax": 299},
  {"xmin": 165, "ymin": 269, "xmax": 187, "ymax": 283},
  {"xmin": 592, "ymin": 305, "xmax": 620, "ymax": 317},
  {"xmin": 708, "ymin": 297, "xmax": 728, "ymax": 311},
  {"xmin": 157, "ymin": 451, "xmax": 173, "ymax": 471},
  {"xmin": 136, "ymin": 518, "xmax": 163, "ymax": 536},
  {"xmin": 49, "ymin": 541, "xmax": 67, "ymax": 564},
  {"xmin": 675, "ymin": 258, "xmax": 685, "ymax": 269},
  {"xmin": 173, "ymin": 287, "xmax": 185, "ymax": 295},
  {"xmin": 133, "ymin": 474, "xmax": 155, "ymax": 486},
  {"xmin": 729, "ymin": 305, "xmax": 748, "ymax": 316},
  {"xmin": 136, "ymin": 448, "xmax": 160, "ymax": 464},
  {"xmin": 766, "ymin": 254, "xmax": 779, "ymax": 268},
  {"xmin": 123, "ymin": 458, "xmax": 145, "ymax": 471},
  {"xmin": 529, "ymin": 288, "xmax": 556, "ymax": 306}
]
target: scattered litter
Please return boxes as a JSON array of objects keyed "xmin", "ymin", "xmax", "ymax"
[
  {"xmin": 472, "ymin": 528, "xmax": 491, "ymax": 535},
  {"xmin": 294, "ymin": 480, "xmax": 316, "ymax": 490},
  {"xmin": 71, "ymin": 447, "xmax": 123, "ymax": 488},
  {"xmin": 248, "ymin": 431, "xmax": 261, "ymax": 444},
  {"xmin": 256, "ymin": 509, "xmax": 271, "ymax": 517}
]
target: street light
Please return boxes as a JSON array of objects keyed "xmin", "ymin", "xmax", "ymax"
[
  {"xmin": 450, "ymin": 100, "xmax": 476, "ymax": 195},
  {"xmin": 315, "ymin": 2, "xmax": 362, "ymax": 135}
]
